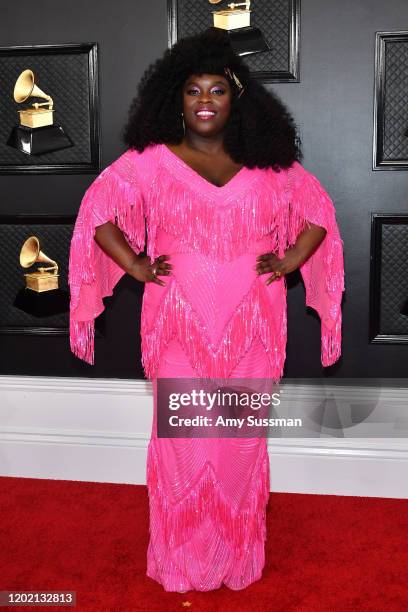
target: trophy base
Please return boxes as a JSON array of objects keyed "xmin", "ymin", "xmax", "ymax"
[
  {"xmin": 7, "ymin": 124, "xmax": 73, "ymax": 156},
  {"xmin": 24, "ymin": 272, "xmax": 59, "ymax": 292},
  {"xmin": 13, "ymin": 287, "xmax": 69, "ymax": 317},
  {"xmin": 219, "ymin": 26, "xmax": 270, "ymax": 56}
]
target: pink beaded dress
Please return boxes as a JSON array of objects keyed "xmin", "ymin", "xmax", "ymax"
[{"xmin": 69, "ymin": 143, "xmax": 344, "ymax": 592}]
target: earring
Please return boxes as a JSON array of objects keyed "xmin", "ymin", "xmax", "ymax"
[{"xmin": 181, "ymin": 112, "xmax": 185, "ymax": 134}]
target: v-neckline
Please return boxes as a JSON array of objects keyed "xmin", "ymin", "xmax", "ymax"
[{"xmin": 161, "ymin": 143, "xmax": 249, "ymax": 191}]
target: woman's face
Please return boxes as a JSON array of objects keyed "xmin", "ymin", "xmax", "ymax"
[{"xmin": 181, "ymin": 73, "xmax": 233, "ymax": 137}]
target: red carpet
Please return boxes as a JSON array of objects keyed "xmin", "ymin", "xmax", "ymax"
[{"xmin": 0, "ymin": 476, "xmax": 407, "ymax": 611}]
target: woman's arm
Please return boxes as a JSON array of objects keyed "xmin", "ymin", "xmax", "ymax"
[
  {"xmin": 94, "ymin": 221, "xmax": 172, "ymax": 286},
  {"xmin": 256, "ymin": 223, "xmax": 327, "ymax": 284}
]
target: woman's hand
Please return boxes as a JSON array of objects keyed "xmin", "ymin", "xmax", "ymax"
[
  {"xmin": 255, "ymin": 247, "xmax": 303, "ymax": 285},
  {"xmin": 93, "ymin": 223, "xmax": 173, "ymax": 285},
  {"xmin": 127, "ymin": 254, "xmax": 172, "ymax": 286},
  {"xmin": 256, "ymin": 224, "xmax": 327, "ymax": 285}
]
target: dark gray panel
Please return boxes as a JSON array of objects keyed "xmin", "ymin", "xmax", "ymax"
[{"xmin": 169, "ymin": 0, "xmax": 299, "ymax": 80}]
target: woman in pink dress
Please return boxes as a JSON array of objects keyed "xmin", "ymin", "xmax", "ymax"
[{"xmin": 69, "ymin": 29, "xmax": 344, "ymax": 592}]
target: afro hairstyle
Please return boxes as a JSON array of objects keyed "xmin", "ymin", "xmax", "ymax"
[{"xmin": 123, "ymin": 27, "xmax": 302, "ymax": 171}]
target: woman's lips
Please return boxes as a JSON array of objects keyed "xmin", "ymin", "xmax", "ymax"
[{"xmin": 195, "ymin": 110, "xmax": 216, "ymax": 121}]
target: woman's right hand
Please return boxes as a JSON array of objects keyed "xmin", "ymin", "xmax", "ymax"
[{"xmin": 127, "ymin": 254, "xmax": 172, "ymax": 286}]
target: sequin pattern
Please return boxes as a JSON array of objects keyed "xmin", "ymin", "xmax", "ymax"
[{"xmin": 68, "ymin": 143, "xmax": 345, "ymax": 592}]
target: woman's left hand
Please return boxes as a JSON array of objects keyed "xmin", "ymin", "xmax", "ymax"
[
  {"xmin": 255, "ymin": 246, "xmax": 303, "ymax": 285},
  {"xmin": 256, "ymin": 224, "xmax": 327, "ymax": 285}
]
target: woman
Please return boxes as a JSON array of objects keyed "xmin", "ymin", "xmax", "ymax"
[{"xmin": 69, "ymin": 28, "xmax": 344, "ymax": 592}]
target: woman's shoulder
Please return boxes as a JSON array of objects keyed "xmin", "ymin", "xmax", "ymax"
[
  {"xmin": 287, "ymin": 160, "xmax": 331, "ymax": 184},
  {"xmin": 101, "ymin": 144, "xmax": 162, "ymax": 187},
  {"xmin": 281, "ymin": 160, "xmax": 329, "ymax": 193},
  {"xmin": 259, "ymin": 160, "xmax": 304, "ymax": 191}
]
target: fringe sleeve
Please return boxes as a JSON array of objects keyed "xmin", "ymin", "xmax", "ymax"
[
  {"xmin": 68, "ymin": 151, "xmax": 146, "ymax": 365},
  {"xmin": 285, "ymin": 161, "xmax": 345, "ymax": 366}
]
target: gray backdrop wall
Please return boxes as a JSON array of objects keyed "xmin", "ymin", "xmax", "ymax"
[{"xmin": 0, "ymin": 0, "xmax": 406, "ymax": 378}]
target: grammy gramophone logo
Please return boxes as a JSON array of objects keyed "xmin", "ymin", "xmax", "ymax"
[
  {"xmin": 13, "ymin": 236, "xmax": 69, "ymax": 317},
  {"xmin": 209, "ymin": 0, "xmax": 269, "ymax": 55},
  {"xmin": 19, "ymin": 236, "xmax": 59, "ymax": 292},
  {"xmin": 7, "ymin": 68, "xmax": 73, "ymax": 155}
]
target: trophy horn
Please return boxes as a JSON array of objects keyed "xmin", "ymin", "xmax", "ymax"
[
  {"xmin": 7, "ymin": 68, "xmax": 73, "ymax": 154},
  {"xmin": 13, "ymin": 69, "xmax": 53, "ymax": 109},
  {"xmin": 19, "ymin": 236, "xmax": 58, "ymax": 271}
]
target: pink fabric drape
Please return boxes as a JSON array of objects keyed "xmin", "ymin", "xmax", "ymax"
[
  {"xmin": 69, "ymin": 145, "xmax": 344, "ymax": 373},
  {"xmin": 68, "ymin": 144, "xmax": 345, "ymax": 591}
]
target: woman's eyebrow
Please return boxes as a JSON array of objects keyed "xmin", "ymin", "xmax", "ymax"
[{"xmin": 185, "ymin": 80, "xmax": 227, "ymax": 86}]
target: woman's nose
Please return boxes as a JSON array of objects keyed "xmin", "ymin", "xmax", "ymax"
[{"xmin": 198, "ymin": 91, "xmax": 211, "ymax": 103}]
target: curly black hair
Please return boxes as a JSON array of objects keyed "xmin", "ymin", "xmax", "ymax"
[{"xmin": 123, "ymin": 27, "xmax": 302, "ymax": 171}]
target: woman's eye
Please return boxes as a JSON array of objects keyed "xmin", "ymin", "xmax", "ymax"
[{"xmin": 186, "ymin": 87, "xmax": 225, "ymax": 95}]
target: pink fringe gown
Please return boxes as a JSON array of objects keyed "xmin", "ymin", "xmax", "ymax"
[{"xmin": 69, "ymin": 143, "xmax": 345, "ymax": 592}]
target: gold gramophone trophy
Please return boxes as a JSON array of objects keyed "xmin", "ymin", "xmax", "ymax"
[
  {"xmin": 209, "ymin": 0, "xmax": 269, "ymax": 55},
  {"xmin": 19, "ymin": 236, "xmax": 59, "ymax": 292},
  {"xmin": 7, "ymin": 69, "xmax": 73, "ymax": 155}
]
